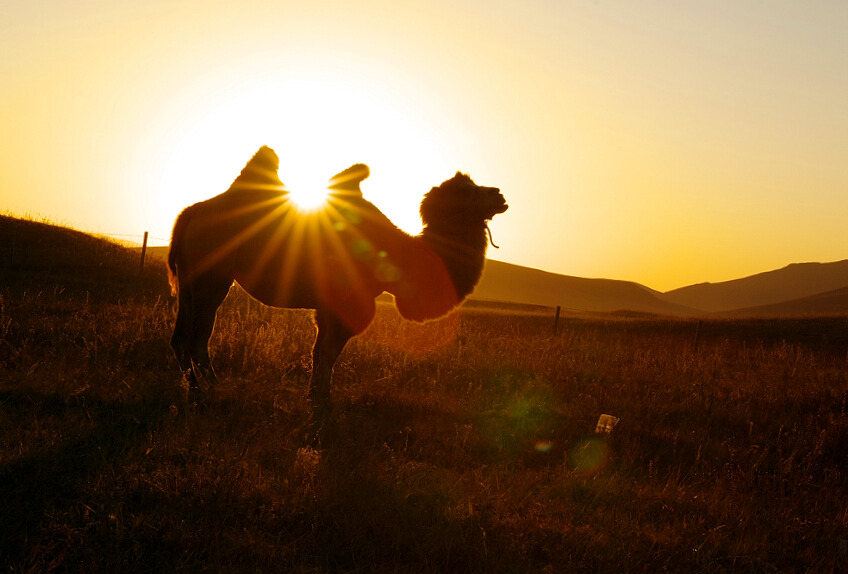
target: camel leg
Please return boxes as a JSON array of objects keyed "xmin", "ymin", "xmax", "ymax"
[
  {"xmin": 310, "ymin": 309, "xmax": 354, "ymax": 421},
  {"xmin": 171, "ymin": 282, "xmax": 199, "ymax": 391},
  {"xmin": 187, "ymin": 277, "xmax": 231, "ymax": 389}
]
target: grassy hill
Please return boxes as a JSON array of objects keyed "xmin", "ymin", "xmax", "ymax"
[
  {"xmin": 0, "ymin": 214, "xmax": 170, "ymax": 302},
  {"xmin": 3, "ymin": 215, "xmax": 848, "ymax": 572}
]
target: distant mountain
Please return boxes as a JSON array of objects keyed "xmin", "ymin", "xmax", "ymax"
[
  {"xmin": 473, "ymin": 260, "xmax": 698, "ymax": 316},
  {"xmin": 660, "ymin": 261, "xmax": 848, "ymax": 313},
  {"xmin": 716, "ymin": 286, "xmax": 848, "ymax": 318}
]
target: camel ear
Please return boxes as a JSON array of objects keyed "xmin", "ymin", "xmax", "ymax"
[{"xmin": 328, "ymin": 164, "xmax": 370, "ymax": 196}]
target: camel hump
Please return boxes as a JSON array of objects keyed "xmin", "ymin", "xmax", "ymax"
[
  {"xmin": 328, "ymin": 163, "xmax": 370, "ymax": 196},
  {"xmin": 229, "ymin": 146, "xmax": 283, "ymax": 191},
  {"xmin": 244, "ymin": 146, "xmax": 280, "ymax": 175}
]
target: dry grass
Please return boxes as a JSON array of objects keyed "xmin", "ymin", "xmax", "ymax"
[{"xmin": 2, "ymin": 217, "xmax": 848, "ymax": 572}]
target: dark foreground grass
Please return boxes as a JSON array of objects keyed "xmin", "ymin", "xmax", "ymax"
[{"xmin": 2, "ymin": 219, "xmax": 848, "ymax": 572}]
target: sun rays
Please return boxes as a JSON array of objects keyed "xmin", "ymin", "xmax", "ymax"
[{"xmin": 184, "ymin": 185, "xmax": 393, "ymax": 323}]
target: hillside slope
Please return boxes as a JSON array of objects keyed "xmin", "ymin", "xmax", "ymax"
[
  {"xmin": 660, "ymin": 260, "xmax": 848, "ymax": 313},
  {"xmin": 0, "ymin": 215, "xmax": 169, "ymax": 301}
]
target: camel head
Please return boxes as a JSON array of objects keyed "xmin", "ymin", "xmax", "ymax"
[{"xmin": 419, "ymin": 172, "xmax": 508, "ymax": 230}]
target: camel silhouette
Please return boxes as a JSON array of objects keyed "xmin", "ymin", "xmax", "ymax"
[{"xmin": 168, "ymin": 146, "xmax": 507, "ymax": 419}]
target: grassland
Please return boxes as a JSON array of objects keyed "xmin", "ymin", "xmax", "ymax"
[{"xmin": 2, "ymin": 215, "xmax": 848, "ymax": 572}]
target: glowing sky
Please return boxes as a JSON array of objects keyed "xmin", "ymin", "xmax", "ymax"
[{"xmin": 2, "ymin": 0, "xmax": 846, "ymax": 291}]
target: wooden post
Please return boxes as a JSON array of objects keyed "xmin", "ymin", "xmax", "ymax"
[
  {"xmin": 553, "ymin": 305, "xmax": 561, "ymax": 335},
  {"xmin": 139, "ymin": 231, "xmax": 149, "ymax": 271},
  {"xmin": 693, "ymin": 320, "xmax": 702, "ymax": 355}
]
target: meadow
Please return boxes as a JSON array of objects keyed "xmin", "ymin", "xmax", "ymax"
[{"xmin": 2, "ymin": 217, "xmax": 848, "ymax": 572}]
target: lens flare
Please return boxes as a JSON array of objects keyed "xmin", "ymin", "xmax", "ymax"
[
  {"xmin": 472, "ymin": 371, "xmax": 557, "ymax": 459},
  {"xmin": 534, "ymin": 440, "xmax": 554, "ymax": 453},
  {"xmin": 568, "ymin": 437, "xmax": 611, "ymax": 474}
]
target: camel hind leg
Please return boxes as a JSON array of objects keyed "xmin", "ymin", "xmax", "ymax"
[
  {"xmin": 171, "ymin": 282, "xmax": 199, "ymax": 390},
  {"xmin": 172, "ymin": 275, "xmax": 231, "ymax": 393}
]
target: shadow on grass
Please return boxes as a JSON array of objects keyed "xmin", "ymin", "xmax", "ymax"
[
  {"xmin": 0, "ymin": 390, "xmax": 170, "ymax": 566},
  {"xmin": 308, "ymin": 440, "xmax": 491, "ymax": 572}
]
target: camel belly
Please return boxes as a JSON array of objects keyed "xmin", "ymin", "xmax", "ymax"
[
  {"xmin": 233, "ymin": 265, "xmax": 321, "ymax": 310},
  {"xmin": 234, "ymin": 262, "xmax": 381, "ymax": 334}
]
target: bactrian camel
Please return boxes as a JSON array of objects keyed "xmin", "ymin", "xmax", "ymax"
[{"xmin": 168, "ymin": 146, "xmax": 508, "ymax": 418}]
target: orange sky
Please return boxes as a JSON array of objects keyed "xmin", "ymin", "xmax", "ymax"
[{"xmin": 2, "ymin": 0, "xmax": 846, "ymax": 291}]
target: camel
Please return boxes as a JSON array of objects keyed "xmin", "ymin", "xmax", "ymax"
[{"xmin": 168, "ymin": 146, "xmax": 507, "ymax": 418}]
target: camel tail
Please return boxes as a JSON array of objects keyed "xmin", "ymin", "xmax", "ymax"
[{"xmin": 167, "ymin": 206, "xmax": 193, "ymax": 297}]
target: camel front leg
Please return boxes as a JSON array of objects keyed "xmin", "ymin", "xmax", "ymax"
[{"xmin": 310, "ymin": 310, "xmax": 354, "ymax": 422}]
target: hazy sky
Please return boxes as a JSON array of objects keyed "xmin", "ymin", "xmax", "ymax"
[{"xmin": 2, "ymin": 0, "xmax": 846, "ymax": 291}]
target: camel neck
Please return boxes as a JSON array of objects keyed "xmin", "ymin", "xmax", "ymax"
[{"xmin": 419, "ymin": 224, "xmax": 489, "ymax": 301}]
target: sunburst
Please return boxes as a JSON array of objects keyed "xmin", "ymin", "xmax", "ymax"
[{"xmin": 284, "ymin": 178, "xmax": 332, "ymax": 212}]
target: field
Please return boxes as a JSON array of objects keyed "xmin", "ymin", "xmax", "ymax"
[{"xmin": 2, "ymin": 217, "xmax": 848, "ymax": 572}]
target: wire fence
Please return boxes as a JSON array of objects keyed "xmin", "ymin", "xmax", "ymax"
[{"xmin": 101, "ymin": 232, "xmax": 170, "ymax": 245}]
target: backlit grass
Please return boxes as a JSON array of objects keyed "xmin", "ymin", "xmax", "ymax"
[{"xmin": 2, "ymin": 217, "xmax": 847, "ymax": 571}]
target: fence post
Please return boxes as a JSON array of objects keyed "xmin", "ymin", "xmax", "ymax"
[
  {"xmin": 553, "ymin": 305, "xmax": 561, "ymax": 335},
  {"xmin": 693, "ymin": 320, "xmax": 702, "ymax": 355},
  {"xmin": 139, "ymin": 231, "xmax": 149, "ymax": 271}
]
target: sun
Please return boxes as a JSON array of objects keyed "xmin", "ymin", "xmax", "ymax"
[
  {"xmin": 284, "ymin": 175, "xmax": 331, "ymax": 212},
  {"xmin": 152, "ymin": 72, "xmax": 454, "ymax": 239}
]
